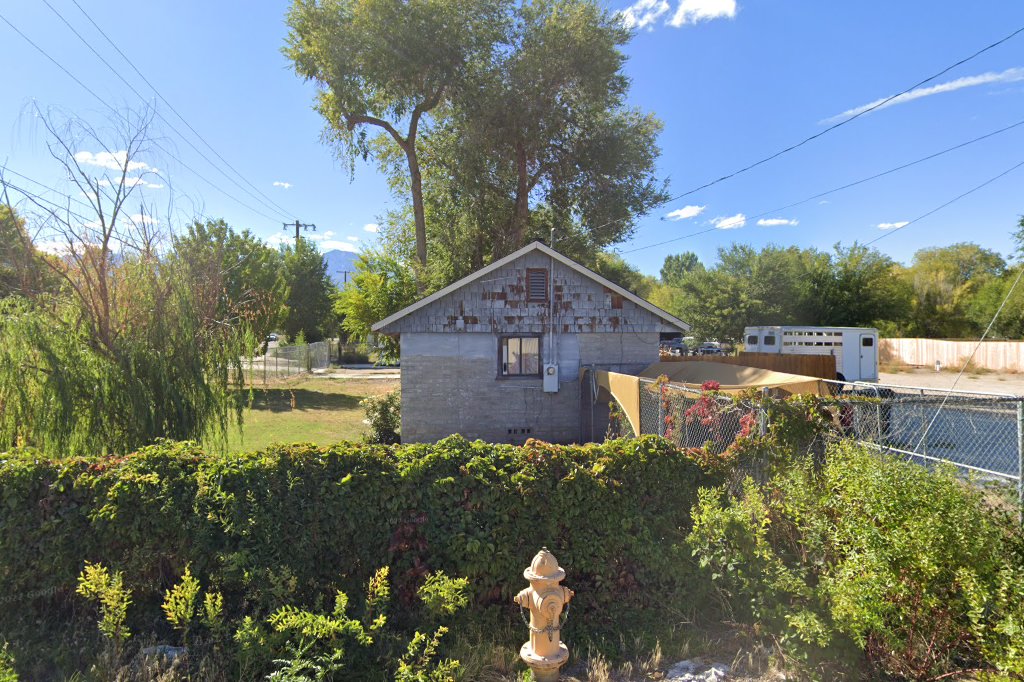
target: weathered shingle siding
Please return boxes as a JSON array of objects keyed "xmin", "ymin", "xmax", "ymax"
[{"xmin": 379, "ymin": 251, "xmax": 673, "ymax": 335}]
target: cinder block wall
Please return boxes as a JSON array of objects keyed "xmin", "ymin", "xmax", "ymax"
[{"xmin": 399, "ymin": 332, "xmax": 658, "ymax": 444}]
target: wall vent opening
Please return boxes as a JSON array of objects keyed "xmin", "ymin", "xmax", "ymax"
[{"xmin": 526, "ymin": 269, "xmax": 548, "ymax": 302}]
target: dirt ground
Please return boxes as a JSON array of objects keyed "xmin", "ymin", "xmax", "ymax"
[{"xmin": 879, "ymin": 367, "xmax": 1024, "ymax": 396}]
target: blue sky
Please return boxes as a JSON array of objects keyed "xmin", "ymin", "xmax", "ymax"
[{"xmin": 1, "ymin": 1, "xmax": 1023, "ymax": 277}]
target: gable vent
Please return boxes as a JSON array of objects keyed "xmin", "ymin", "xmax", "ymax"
[{"xmin": 526, "ymin": 268, "xmax": 548, "ymax": 302}]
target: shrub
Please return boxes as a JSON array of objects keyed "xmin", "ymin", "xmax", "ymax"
[
  {"xmin": 360, "ymin": 388, "xmax": 401, "ymax": 444},
  {"xmin": 0, "ymin": 434, "xmax": 711, "ymax": 678},
  {"xmin": 0, "ymin": 644, "xmax": 17, "ymax": 682},
  {"xmin": 689, "ymin": 441, "xmax": 1024, "ymax": 678}
]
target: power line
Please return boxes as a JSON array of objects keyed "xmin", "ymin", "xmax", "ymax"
[
  {"xmin": 66, "ymin": 0, "xmax": 296, "ymax": 221},
  {"xmin": 0, "ymin": 166, "xmax": 95, "ymax": 212},
  {"xmin": 863, "ymin": 158, "xmax": 1024, "ymax": 246},
  {"xmin": 663, "ymin": 25, "xmax": 1024, "ymax": 201},
  {"xmin": 1, "ymin": 179, "xmax": 94, "ymax": 224},
  {"xmin": 0, "ymin": 9, "xmax": 285, "ymax": 224},
  {"xmin": 588, "ymin": 24, "xmax": 1024, "ymax": 241},
  {"xmin": 621, "ymin": 118, "xmax": 1024, "ymax": 254},
  {"xmin": 38, "ymin": 0, "xmax": 293, "ymax": 222}
]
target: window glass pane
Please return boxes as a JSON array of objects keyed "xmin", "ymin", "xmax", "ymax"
[
  {"xmin": 862, "ymin": 337, "xmax": 874, "ymax": 347},
  {"xmin": 746, "ymin": 335, "xmax": 757, "ymax": 345},
  {"xmin": 502, "ymin": 340, "xmax": 510, "ymax": 374},
  {"xmin": 763, "ymin": 335, "xmax": 776, "ymax": 346},
  {"xmin": 521, "ymin": 337, "xmax": 539, "ymax": 374},
  {"xmin": 507, "ymin": 337, "xmax": 521, "ymax": 374}
]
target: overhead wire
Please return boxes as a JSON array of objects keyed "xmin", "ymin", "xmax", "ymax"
[
  {"xmin": 653, "ymin": 25, "xmax": 1024, "ymax": 202},
  {"xmin": 1, "ymin": 179, "xmax": 94, "ymax": 224},
  {"xmin": 0, "ymin": 9, "xmax": 285, "ymax": 224},
  {"xmin": 38, "ymin": 0, "xmax": 293, "ymax": 222},
  {"xmin": 589, "ymin": 24, "xmax": 1024, "ymax": 241},
  {"xmin": 0, "ymin": 166, "xmax": 95, "ymax": 212},
  {"xmin": 620, "ymin": 118, "xmax": 1024, "ymax": 254},
  {"xmin": 66, "ymin": 0, "xmax": 296, "ymax": 221},
  {"xmin": 863, "ymin": 158, "xmax": 1024, "ymax": 246}
]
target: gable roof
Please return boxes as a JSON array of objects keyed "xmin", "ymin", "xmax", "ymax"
[{"xmin": 372, "ymin": 241, "xmax": 690, "ymax": 333}]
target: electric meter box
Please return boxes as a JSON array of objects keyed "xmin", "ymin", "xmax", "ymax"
[{"xmin": 543, "ymin": 364, "xmax": 559, "ymax": 392}]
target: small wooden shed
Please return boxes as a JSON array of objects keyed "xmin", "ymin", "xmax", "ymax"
[{"xmin": 372, "ymin": 241, "xmax": 689, "ymax": 444}]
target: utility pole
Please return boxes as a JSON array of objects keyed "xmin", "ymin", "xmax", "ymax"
[{"xmin": 283, "ymin": 219, "xmax": 317, "ymax": 246}]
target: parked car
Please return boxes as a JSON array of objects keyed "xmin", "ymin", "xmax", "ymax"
[
  {"xmin": 659, "ymin": 338, "xmax": 688, "ymax": 356},
  {"xmin": 266, "ymin": 333, "xmax": 279, "ymax": 342},
  {"xmin": 697, "ymin": 341, "xmax": 724, "ymax": 356}
]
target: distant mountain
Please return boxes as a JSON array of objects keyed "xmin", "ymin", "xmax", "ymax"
[{"xmin": 323, "ymin": 249, "xmax": 360, "ymax": 287}]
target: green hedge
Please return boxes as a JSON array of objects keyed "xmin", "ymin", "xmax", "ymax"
[{"xmin": 0, "ymin": 435, "xmax": 712, "ymax": 677}]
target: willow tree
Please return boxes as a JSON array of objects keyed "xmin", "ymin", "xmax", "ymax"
[
  {"xmin": 284, "ymin": 0, "xmax": 509, "ymax": 267},
  {"xmin": 0, "ymin": 109, "xmax": 248, "ymax": 456}
]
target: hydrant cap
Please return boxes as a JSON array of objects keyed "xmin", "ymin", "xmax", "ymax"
[{"xmin": 524, "ymin": 548, "xmax": 565, "ymax": 581}]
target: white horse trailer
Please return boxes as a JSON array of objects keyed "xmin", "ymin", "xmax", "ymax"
[{"xmin": 742, "ymin": 326, "xmax": 879, "ymax": 382}]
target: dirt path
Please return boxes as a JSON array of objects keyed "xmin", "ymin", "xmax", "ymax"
[{"xmin": 879, "ymin": 368, "xmax": 1024, "ymax": 396}]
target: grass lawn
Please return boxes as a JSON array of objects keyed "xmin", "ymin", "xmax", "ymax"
[{"xmin": 221, "ymin": 376, "xmax": 398, "ymax": 453}]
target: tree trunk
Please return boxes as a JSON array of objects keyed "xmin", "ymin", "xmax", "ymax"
[
  {"xmin": 406, "ymin": 143, "xmax": 428, "ymax": 267},
  {"xmin": 510, "ymin": 141, "xmax": 530, "ymax": 250}
]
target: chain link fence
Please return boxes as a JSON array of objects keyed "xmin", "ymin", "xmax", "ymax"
[
  {"xmin": 820, "ymin": 380, "xmax": 1023, "ymax": 481},
  {"xmin": 610, "ymin": 377, "xmax": 1024, "ymax": 506},
  {"xmin": 241, "ymin": 341, "xmax": 331, "ymax": 383}
]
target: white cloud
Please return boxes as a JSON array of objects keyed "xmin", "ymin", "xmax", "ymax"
[
  {"xmin": 128, "ymin": 214, "xmax": 158, "ymax": 225},
  {"xmin": 34, "ymin": 240, "xmax": 68, "ymax": 255},
  {"xmin": 669, "ymin": 0, "xmax": 736, "ymax": 27},
  {"xmin": 363, "ymin": 223, "xmax": 379, "ymax": 233},
  {"xmin": 320, "ymin": 240, "xmax": 359, "ymax": 253},
  {"xmin": 73, "ymin": 150, "xmax": 152, "ymax": 173},
  {"xmin": 273, "ymin": 181, "xmax": 292, "ymax": 189},
  {"xmin": 617, "ymin": 0, "xmax": 670, "ymax": 30},
  {"xmin": 757, "ymin": 217, "xmax": 798, "ymax": 227},
  {"xmin": 822, "ymin": 67, "xmax": 1024, "ymax": 125},
  {"xmin": 97, "ymin": 177, "xmax": 163, "ymax": 189},
  {"xmin": 665, "ymin": 204, "xmax": 706, "ymax": 221},
  {"xmin": 818, "ymin": 200, "xmax": 829, "ymax": 205},
  {"xmin": 266, "ymin": 234, "xmax": 290, "ymax": 247},
  {"xmin": 712, "ymin": 213, "xmax": 746, "ymax": 229},
  {"xmin": 877, "ymin": 221, "xmax": 909, "ymax": 230},
  {"xmin": 346, "ymin": 236, "xmax": 359, "ymax": 242}
]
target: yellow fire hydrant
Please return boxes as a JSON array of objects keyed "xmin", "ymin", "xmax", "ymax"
[{"xmin": 514, "ymin": 548, "xmax": 574, "ymax": 682}]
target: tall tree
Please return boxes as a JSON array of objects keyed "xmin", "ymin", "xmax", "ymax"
[
  {"xmin": 903, "ymin": 243, "xmax": 1006, "ymax": 337},
  {"xmin": 415, "ymin": 0, "xmax": 668, "ymax": 266},
  {"xmin": 592, "ymin": 252, "xmax": 656, "ymax": 297},
  {"xmin": 334, "ymin": 249, "xmax": 419, "ymax": 362},
  {"xmin": 169, "ymin": 219, "xmax": 287, "ymax": 342},
  {"xmin": 284, "ymin": 0, "xmax": 508, "ymax": 267},
  {"xmin": 660, "ymin": 252, "xmax": 702, "ymax": 287},
  {"xmin": 1013, "ymin": 215, "xmax": 1024, "ymax": 259},
  {"xmin": 0, "ymin": 204, "xmax": 54, "ymax": 298},
  {"xmin": 283, "ymin": 237, "xmax": 335, "ymax": 343},
  {"xmin": 807, "ymin": 243, "xmax": 912, "ymax": 328}
]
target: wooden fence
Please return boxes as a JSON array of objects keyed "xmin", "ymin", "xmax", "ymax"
[
  {"xmin": 658, "ymin": 352, "xmax": 838, "ymax": 378},
  {"xmin": 881, "ymin": 338, "xmax": 1024, "ymax": 372}
]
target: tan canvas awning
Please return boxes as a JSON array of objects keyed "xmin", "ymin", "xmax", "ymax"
[
  {"xmin": 638, "ymin": 361, "xmax": 828, "ymax": 396},
  {"xmin": 588, "ymin": 361, "xmax": 828, "ymax": 436}
]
